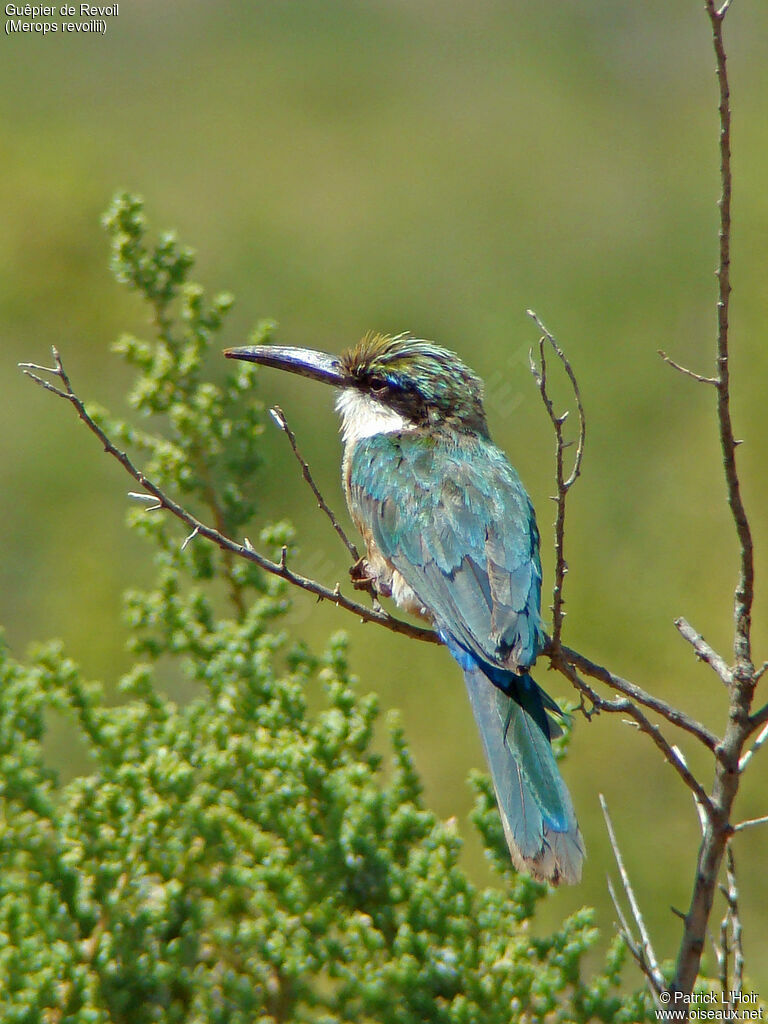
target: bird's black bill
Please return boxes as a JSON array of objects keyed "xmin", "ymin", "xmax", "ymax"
[{"xmin": 224, "ymin": 345, "xmax": 347, "ymax": 387}]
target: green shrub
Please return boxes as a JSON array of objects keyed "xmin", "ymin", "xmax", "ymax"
[{"xmin": 0, "ymin": 195, "xmax": 654, "ymax": 1023}]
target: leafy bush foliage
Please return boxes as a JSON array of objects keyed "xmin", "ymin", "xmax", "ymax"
[{"xmin": 0, "ymin": 195, "xmax": 655, "ymax": 1023}]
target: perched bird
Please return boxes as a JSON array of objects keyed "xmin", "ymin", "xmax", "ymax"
[{"xmin": 225, "ymin": 333, "xmax": 584, "ymax": 884}]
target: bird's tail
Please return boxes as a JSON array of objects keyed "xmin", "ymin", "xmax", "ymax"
[{"xmin": 463, "ymin": 661, "xmax": 584, "ymax": 885}]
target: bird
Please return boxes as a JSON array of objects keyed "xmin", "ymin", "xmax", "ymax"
[{"xmin": 225, "ymin": 332, "xmax": 584, "ymax": 884}]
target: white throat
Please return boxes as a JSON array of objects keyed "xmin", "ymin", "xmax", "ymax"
[{"xmin": 335, "ymin": 389, "xmax": 413, "ymax": 447}]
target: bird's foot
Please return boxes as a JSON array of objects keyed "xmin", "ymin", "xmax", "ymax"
[
  {"xmin": 349, "ymin": 558, "xmax": 391, "ymax": 600},
  {"xmin": 349, "ymin": 557, "xmax": 375, "ymax": 589}
]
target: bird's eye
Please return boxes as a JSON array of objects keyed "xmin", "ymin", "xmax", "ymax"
[{"xmin": 369, "ymin": 377, "xmax": 388, "ymax": 397}]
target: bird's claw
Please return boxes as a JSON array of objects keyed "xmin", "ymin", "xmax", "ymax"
[
  {"xmin": 349, "ymin": 557, "xmax": 393, "ymax": 598},
  {"xmin": 349, "ymin": 557, "xmax": 376, "ymax": 591}
]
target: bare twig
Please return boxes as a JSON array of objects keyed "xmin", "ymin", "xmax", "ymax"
[
  {"xmin": 704, "ymin": 0, "xmax": 755, "ymax": 677},
  {"xmin": 128, "ymin": 491, "xmax": 163, "ymax": 512},
  {"xmin": 732, "ymin": 814, "xmax": 768, "ymax": 833},
  {"xmin": 722, "ymin": 846, "xmax": 743, "ymax": 999},
  {"xmin": 526, "ymin": 324, "xmax": 724, "ymax": 798},
  {"xmin": 270, "ymin": 404, "xmax": 384, "ymax": 611},
  {"xmin": 606, "ymin": 875, "xmax": 650, "ymax": 980},
  {"xmin": 528, "ymin": 310, "xmax": 585, "ymax": 650},
  {"xmin": 550, "ymin": 639, "xmax": 720, "ymax": 752},
  {"xmin": 738, "ymin": 719, "xmax": 768, "ymax": 771},
  {"xmin": 181, "ymin": 526, "xmax": 200, "ymax": 552},
  {"xmin": 600, "ymin": 794, "xmax": 665, "ymax": 998},
  {"xmin": 269, "ymin": 404, "xmax": 360, "ymax": 561},
  {"xmin": 19, "ymin": 350, "xmax": 440, "ymax": 649},
  {"xmin": 674, "ymin": 617, "xmax": 732, "ymax": 686},
  {"xmin": 658, "ymin": 349, "xmax": 718, "ymax": 385},
  {"xmin": 747, "ymin": 700, "xmax": 768, "ymax": 733},
  {"xmin": 527, "ymin": 310, "xmax": 585, "ymax": 490},
  {"xmin": 717, "ymin": 912, "xmax": 729, "ymax": 1010},
  {"xmin": 559, "ymin": 660, "xmax": 714, "ymax": 815}
]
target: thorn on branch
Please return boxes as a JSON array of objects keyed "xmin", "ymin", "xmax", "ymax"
[
  {"xmin": 128, "ymin": 491, "xmax": 163, "ymax": 513},
  {"xmin": 181, "ymin": 526, "xmax": 200, "ymax": 551}
]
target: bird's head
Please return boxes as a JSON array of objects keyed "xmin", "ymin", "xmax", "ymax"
[{"xmin": 225, "ymin": 333, "xmax": 489, "ymax": 439}]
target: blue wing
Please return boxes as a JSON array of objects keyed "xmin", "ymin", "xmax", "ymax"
[{"xmin": 348, "ymin": 429, "xmax": 545, "ymax": 673}]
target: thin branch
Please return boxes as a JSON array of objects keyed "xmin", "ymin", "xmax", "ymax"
[
  {"xmin": 606, "ymin": 875, "xmax": 650, "ymax": 981},
  {"xmin": 704, "ymin": 0, "xmax": 755, "ymax": 676},
  {"xmin": 606, "ymin": 875, "xmax": 637, "ymax": 954},
  {"xmin": 20, "ymin": 350, "xmax": 440, "ymax": 648},
  {"xmin": 181, "ymin": 526, "xmax": 200, "ymax": 552},
  {"xmin": 128, "ymin": 491, "xmax": 163, "ymax": 512},
  {"xmin": 600, "ymin": 794, "xmax": 665, "ymax": 998},
  {"xmin": 269, "ymin": 404, "xmax": 360, "ymax": 562},
  {"xmin": 749, "ymin": 696, "xmax": 768, "ymax": 729},
  {"xmin": 717, "ymin": 910, "xmax": 729, "ymax": 1010},
  {"xmin": 550, "ymin": 639, "xmax": 720, "ymax": 752},
  {"xmin": 658, "ymin": 349, "xmax": 718, "ymax": 385},
  {"xmin": 723, "ymin": 845, "xmax": 743, "ymax": 998},
  {"xmin": 681, "ymin": 743, "xmax": 712, "ymax": 837},
  {"xmin": 732, "ymin": 814, "xmax": 768, "ymax": 833},
  {"xmin": 558, "ymin": 657, "xmax": 715, "ymax": 816},
  {"xmin": 748, "ymin": 702, "xmax": 768, "ymax": 731},
  {"xmin": 739, "ymin": 719, "xmax": 768, "ymax": 771},
  {"xmin": 527, "ymin": 310, "xmax": 586, "ymax": 490},
  {"xmin": 527, "ymin": 310, "xmax": 586, "ymax": 650},
  {"xmin": 674, "ymin": 617, "xmax": 732, "ymax": 686}
]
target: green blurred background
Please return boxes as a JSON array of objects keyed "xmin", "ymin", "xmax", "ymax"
[{"xmin": 2, "ymin": 0, "xmax": 767, "ymax": 991}]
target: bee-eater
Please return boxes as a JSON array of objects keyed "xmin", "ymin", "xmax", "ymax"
[{"xmin": 225, "ymin": 333, "xmax": 584, "ymax": 884}]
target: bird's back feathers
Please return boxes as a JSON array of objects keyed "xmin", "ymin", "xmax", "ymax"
[{"xmin": 347, "ymin": 429, "xmax": 544, "ymax": 673}]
